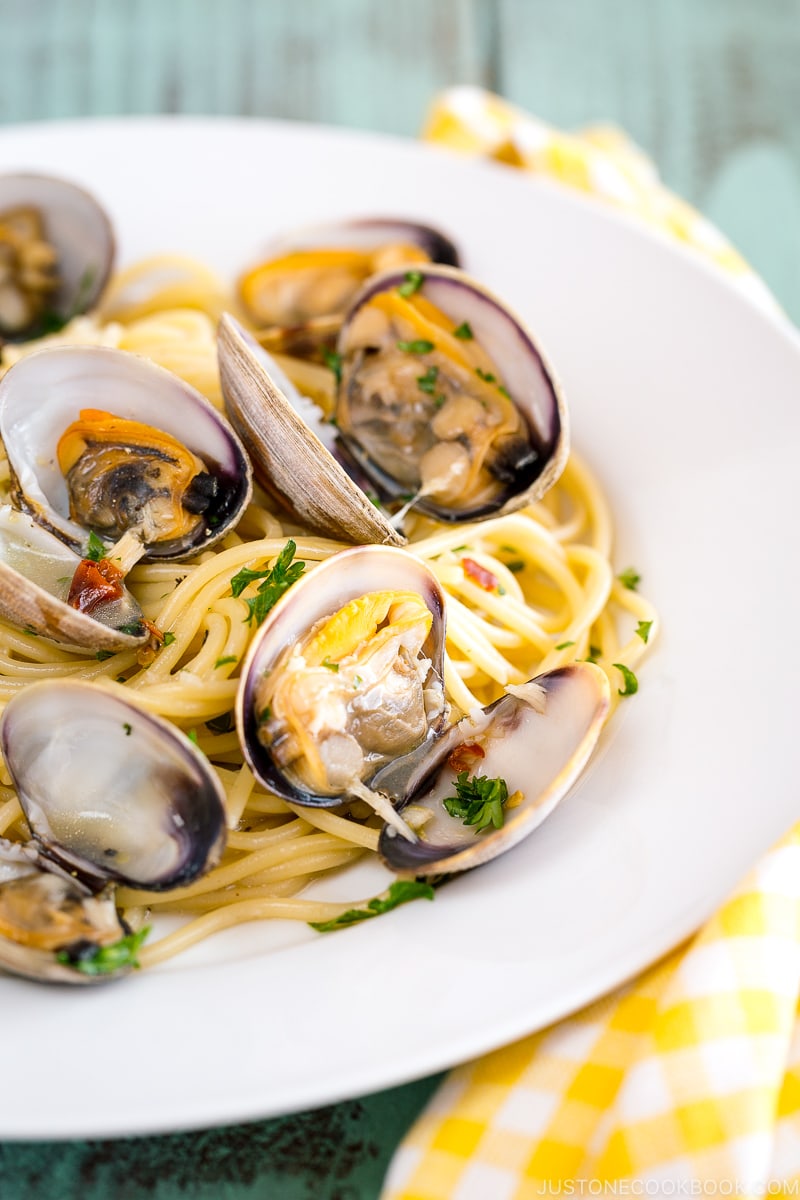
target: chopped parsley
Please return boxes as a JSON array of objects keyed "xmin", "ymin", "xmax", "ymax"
[
  {"xmin": 506, "ymin": 561, "xmax": 525, "ymax": 574},
  {"xmin": 417, "ymin": 365, "xmax": 439, "ymax": 394},
  {"xmin": 498, "ymin": 385, "xmax": 511, "ymax": 400},
  {"xmin": 230, "ymin": 540, "xmax": 306, "ymax": 627},
  {"xmin": 475, "ymin": 367, "xmax": 496, "ymax": 383},
  {"xmin": 617, "ymin": 567, "xmax": 641, "ymax": 591},
  {"xmin": 122, "ymin": 723, "xmax": 132, "ymax": 736},
  {"xmin": 555, "ymin": 640, "xmax": 575, "ymax": 651},
  {"xmin": 433, "ymin": 394, "xmax": 446, "ymax": 408},
  {"xmin": 321, "ymin": 656, "xmax": 339, "ymax": 672},
  {"xmin": 453, "ymin": 321, "xmax": 473, "ymax": 340},
  {"xmin": 322, "ymin": 348, "xmax": 343, "ymax": 385},
  {"xmin": 162, "ymin": 631, "xmax": 176, "ymax": 646},
  {"xmin": 636, "ymin": 620, "xmax": 653, "ymax": 644},
  {"xmin": 443, "ymin": 771, "xmax": 509, "ymax": 832},
  {"xmin": 57, "ymin": 925, "xmax": 150, "ymax": 977},
  {"xmin": 614, "ymin": 663, "xmax": 639, "ymax": 696},
  {"xmin": 258, "ymin": 705, "xmax": 271, "ymax": 724},
  {"xmin": 215, "ymin": 655, "xmax": 238, "ymax": 668},
  {"xmin": 585, "ymin": 644, "xmax": 603, "ymax": 663},
  {"xmin": 187, "ymin": 729, "xmax": 200, "ymax": 746},
  {"xmin": 309, "ymin": 880, "xmax": 434, "ymax": 932},
  {"xmin": 396, "ymin": 338, "xmax": 434, "ymax": 355},
  {"xmin": 95, "ymin": 650, "xmax": 114, "ymax": 662},
  {"xmin": 397, "ymin": 270, "xmax": 424, "ymax": 297},
  {"xmin": 85, "ymin": 530, "xmax": 106, "ymax": 562}
]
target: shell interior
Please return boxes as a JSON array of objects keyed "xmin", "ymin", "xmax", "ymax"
[
  {"xmin": 377, "ymin": 663, "xmax": 610, "ymax": 876},
  {"xmin": 0, "ymin": 680, "xmax": 227, "ymax": 891}
]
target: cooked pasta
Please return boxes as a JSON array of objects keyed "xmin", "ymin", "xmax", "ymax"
[{"xmin": 0, "ymin": 256, "xmax": 657, "ymax": 971}]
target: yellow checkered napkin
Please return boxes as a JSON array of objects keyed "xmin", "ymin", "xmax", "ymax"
[
  {"xmin": 383, "ymin": 826, "xmax": 800, "ymax": 1197},
  {"xmin": 380, "ymin": 89, "xmax": 798, "ymax": 1198}
]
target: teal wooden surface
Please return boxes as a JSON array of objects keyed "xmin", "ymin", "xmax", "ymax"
[{"xmin": 1, "ymin": 2, "xmax": 799, "ymax": 1196}]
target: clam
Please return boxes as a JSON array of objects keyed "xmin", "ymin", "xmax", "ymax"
[
  {"xmin": 0, "ymin": 504, "xmax": 148, "ymax": 651},
  {"xmin": 0, "ymin": 345, "xmax": 252, "ymax": 562},
  {"xmin": 0, "ymin": 172, "xmax": 114, "ymax": 340},
  {"xmin": 238, "ymin": 218, "xmax": 460, "ymax": 359},
  {"xmin": 376, "ymin": 663, "xmax": 610, "ymax": 876},
  {"xmin": 0, "ymin": 837, "xmax": 131, "ymax": 984},
  {"xmin": 336, "ymin": 264, "xmax": 568, "ymax": 522},
  {"xmin": 219, "ymin": 264, "xmax": 567, "ymax": 544},
  {"xmin": 236, "ymin": 545, "xmax": 446, "ymax": 830},
  {"xmin": 0, "ymin": 679, "xmax": 227, "ymax": 983},
  {"xmin": 0, "ymin": 679, "xmax": 228, "ymax": 893}
]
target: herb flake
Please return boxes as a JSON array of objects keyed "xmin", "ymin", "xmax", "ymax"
[
  {"xmin": 396, "ymin": 338, "xmax": 434, "ymax": 355},
  {"xmin": 309, "ymin": 880, "xmax": 434, "ymax": 933},
  {"xmin": 322, "ymin": 349, "xmax": 343, "ymax": 385},
  {"xmin": 417, "ymin": 365, "xmax": 439, "ymax": 394},
  {"xmin": 85, "ymin": 530, "xmax": 106, "ymax": 563},
  {"xmin": 443, "ymin": 771, "xmax": 509, "ymax": 832},
  {"xmin": 614, "ymin": 663, "xmax": 639, "ymax": 696},
  {"xmin": 398, "ymin": 270, "xmax": 424, "ymax": 297},
  {"xmin": 636, "ymin": 620, "xmax": 653, "ymax": 644},
  {"xmin": 453, "ymin": 321, "xmax": 473, "ymax": 340},
  {"xmin": 230, "ymin": 540, "xmax": 306, "ymax": 627},
  {"xmin": 618, "ymin": 567, "xmax": 641, "ymax": 591},
  {"xmin": 58, "ymin": 925, "xmax": 150, "ymax": 977}
]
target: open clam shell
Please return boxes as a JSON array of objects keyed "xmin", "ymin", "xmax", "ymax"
[
  {"xmin": 337, "ymin": 264, "xmax": 569, "ymax": 523},
  {"xmin": 0, "ymin": 172, "xmax": 114, "ymax": 339},
  {"xmin": 0, "ymin": 505, "xmax": 147, "ymax": 651},
  {"xmin": 0, "ymin": 345, "xmax": 252, "ymax": 559},
  {"xmin": 0, "ymin": 837, "xmax": 131, "ymax": 985},
  {"xmin": 0, "ymin": 679, "xmax": 228, "ymax": 891},
  {"xmin": 236, "ymin": 545, "xmax": 446, "ymax": 808},
  {"xmin": 219, "ymin": 313, "xmax": 403, "ymax": 545},
  {"xmin": 238, "ymin": 217, "xmax": 460, "ymax": 356},
  {"xmin": 376, "ymin": 663, "xmax": 610, "ymax": 876}
]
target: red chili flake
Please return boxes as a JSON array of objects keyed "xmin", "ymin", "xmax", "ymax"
[
  {"xmin": 461, "ymin": 557, "xmax": 499, "ymax": 592},
  {"xmin": 67, "ymin": 557, "xmax": 125, "ymax": 615},
  {"xmin": 447, "ymin": 742, "xmax": 486, "ymax": 774}
]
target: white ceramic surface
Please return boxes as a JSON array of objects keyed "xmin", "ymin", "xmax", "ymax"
[{"xmin": 0, "ymin": 117, "xmax": 798, "ymax": 1139}]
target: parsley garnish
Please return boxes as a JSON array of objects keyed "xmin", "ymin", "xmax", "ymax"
[
  {"xmin": 117, "ymin": 623, "xmax": 143, "ymax": 636},
  {"xmin": 230, "ymin": 540, "xmax": 306, "ymax": 627},
  {"xmin": 498, "ymin": 385, "xmax": 511, "ymax": 399},
  {"xmin": 215, "ymin": 655, "xmax": 238, "ymax": 668},
  {"xmin": 95, "ymin": 650, "xmax": 114, "ymax": 661},
  {"xmin": 618, "ymin": 567, "xmax": 641, "ymax": 591},
  {"xmin": 443, "ymin": 771, "xmax": 509, "ymax": 832},
  {"xmin": 309, "ymin": 880, "xmax": 434, "ymax": 932},
  {"xmin": 636, "ymin": 620, "xmax": 653, "ymax": 644},
  {"xmin": 322, "ymin": 349, "xmax": 343, "ymax": 385},
  {"xmin": 321, "ymin": 656, "xmax": 339, "ymax": 672},
  {"xmin": 453, "ymin": 321, "xmax": 473, "ymax": 339},
  {"xmin": 585, "ymin": 644, "xmax": 603, "ymax": 663},
  {"xmin": 614, "ymin": 663, "xmax": 639, "ymax": 696},
  {"xmin": 417, "ymin": 365, "xmax": 439, "ymax": 394},
  {"xmin": 433, "ymin": 394, "xmax": 446, "ymax": 409},
  {"xmin": 258, "ymin": 705, "xmax": 271, "ymax": 723},
  {"xmin": 506, "ymin": 561, "xmax": 525, "ymax": 573},
  {"xmin": 57, "ymin": 925, "xmax": 150, "ymax": 977},
  {"xmin": 475, "ymin": 368, "xmax": 496, "ymax": 383},
  {"xmin": 398, "ymin": 270, "xmax": 424, "ymax": 297},
  {"xmin": 187, "ymin": 729, "xmax": 200, "ymax": 746},
  {"xmin": 85, "ymin": 530, "xmax": 106, "ymax": 562},
  {"xmin": 162, "ymin": 631, "xmax": 176, "ymax": 646},
  {"xmin": 555, "ymin": 640, "xmax": 575, "ymax": 651},
  {"xmin": 396, "ymin": 338, "xmax": 434, "ymax": 355},
  {"xmin": 122, "ymin": 723, "xmax": 132, "ymax": 736}
]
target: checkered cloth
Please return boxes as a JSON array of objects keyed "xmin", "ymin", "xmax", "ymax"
[{"xmin": 380, "ymin": 89, "xmax": 798, "ymax": 1199}]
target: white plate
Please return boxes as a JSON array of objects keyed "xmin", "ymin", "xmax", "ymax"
[{"xmin": 1, "ymin": 117, "xmax": 798, "ymax": 1140}]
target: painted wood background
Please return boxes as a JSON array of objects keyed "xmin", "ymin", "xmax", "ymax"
[{"xmin": 0, "ymin": 2, "xmax": 798, "ymax": 1198}]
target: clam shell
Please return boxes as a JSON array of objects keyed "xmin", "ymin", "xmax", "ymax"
[
  {"xmin": 0, "ymin": 680, "xmax": 228, "ymax": 891},
  {"xmin": 236, "ymin": 544, "xmax": 446, "ymax": 807},
  {"xmin": 0, "ymin": 505, "xmax": 147, "ymax": 651},
  {"xmin": 253, "ymin": 217, "xmax": 460, "ymax": 266},
  {"xmin": 0, "ymin": 345, "xmax": 253, "ymax": 559},
  {"xmin": 377, "ymin": 663, "xmax": 610, "ymax": 876},
  {"xmin": 337, "ymin": 264, "xmax": 569, "ymax": 522},
  {"xmin": 0, "ymin": 172, "xmax": 114, "ymax": 334},
  {"xmin": 218, "ymin": 313, "xmax": 403, "ymax": 545}
]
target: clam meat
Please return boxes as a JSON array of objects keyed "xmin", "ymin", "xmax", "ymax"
[
  {"xmin": 238, "ymin": 218, "xmax": 460, "ymax": 358},
  {"xmin": 336, "ymin": 264, "xmax": 568, "ymax": 522},
  {"xmin": 0, "ymin": 345, "xmax": 252, "ymax": 561},
  {"xmin": 237, "ymin": 545, "xmax": 446, "ymax": 826}
]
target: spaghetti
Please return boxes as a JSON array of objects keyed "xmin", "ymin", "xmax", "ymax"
[{"xmin": 0, "ymin": 256, "xmax": 657, "ymax": 971}]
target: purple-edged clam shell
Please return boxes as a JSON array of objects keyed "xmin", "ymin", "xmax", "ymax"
[
  {"xmin": 236, "ymin": 544, "xmax": 447, "ymax": 808},
  {"xmin": 0, "ymin": 345, "xmax": 253, "ymax": 559},
  {"xmin": 252, "ymin": 216, "xmax": 460, "ymax": 271},
  {"xmin": 0, "ymin": 680, "xmax": 227, "ymax": 892},
  {"xmin": 337, "ymin": 264, "xmax": 569, "ymax": 522},
  {"xmin": 0, "ymin": 172, "xmax": 115, "ymax": 335},
  {"xmin": 376, "ymin": 663, "xmax": 610, "ymax": 876}
]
